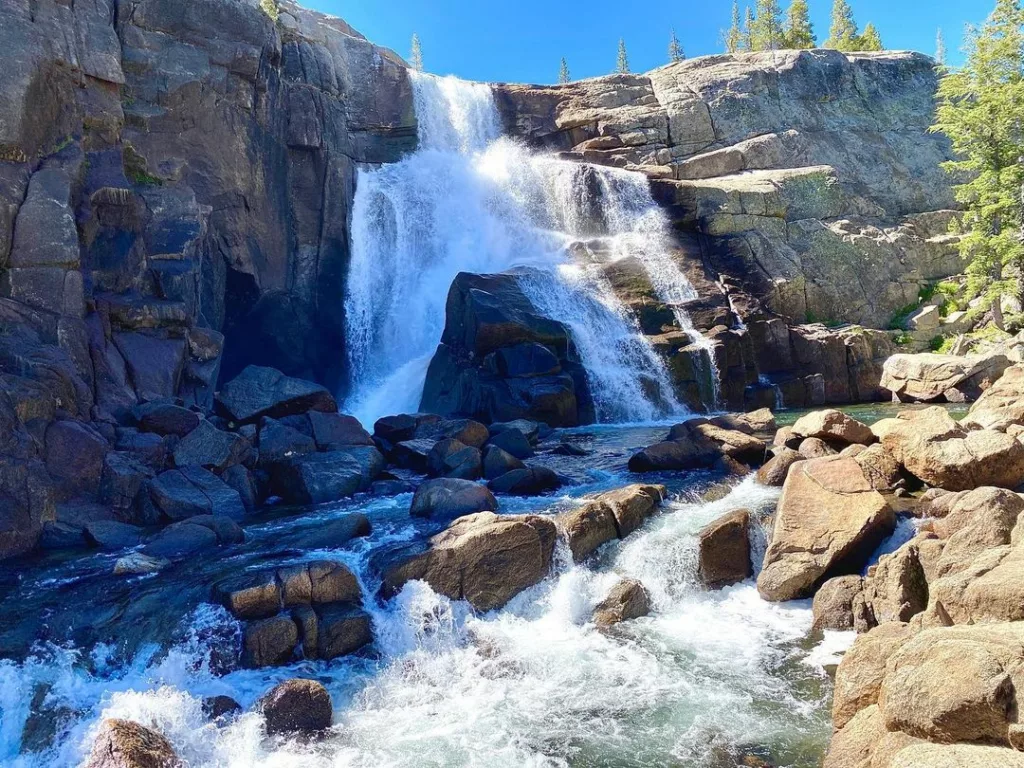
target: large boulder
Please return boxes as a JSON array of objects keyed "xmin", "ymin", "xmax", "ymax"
[
  {"xmin": 148, "ymin": 467, "xmax": 246, "ymax": 521},
  {"xmin": 427, "ymin": 438, "xmax": 482, "ymax": 480},
  {"xmin": 171, "ymin": 419, "xmax": 249, "ymax": 471},
  {"xmin": 409, "ymin": 478, "xmax": 498, "ymax": 522},
  {"xmin": 758, "ymin": 456, "xmax": 895, "ymax": 602},
  {"xmin": 383, "ymin": 512, "xmax": 558, "ymax": 611},
  {"xmin": 558, "ymin": 484, "xmax": 665, "ymax": 561},
  {"xmin": 258, "ymin": 679, "xmax": 333, "ymax": 736},
  {"xmin": 963, "ymin": 364, "xmax": 1024, "ymax": 431},
  {"xmin": 269, "ymin": 452, "xmax": 364, "ymax": 506},
  {"xmin": 592, "ymin": 579, "xmax": 652, "ymax": 627},
  {"xmin": 215, "ymin": 366, "xmax": 337, "ymax": 424},
  {"xmin": 756, "ymin": 447, "xmax": 802, "ymax": 486},
  {"xmin": 84, "ymin": 719, "xmax": 181, "ymax": 768},
  {"xmin": 697, "ymin": 508, "xmax": 752, "ymax": 588},
  {"xmin": 486, "ymin": 466, "xmax": 562, "ymax": 496},
  {"xmin": 881, "ymin": 352, "xmax": 1012, "ymax": 403},
  {"xmin": 790, "ymin": 409, "xmax": 875, "ymax": 446},
  {"xmin": 876, "ymin": 407, "xmax": 1024, "ymax": 491}
]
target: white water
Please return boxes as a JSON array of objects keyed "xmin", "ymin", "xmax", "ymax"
[
  {"xmin": 1, "ymin": 476, "xmax": 837, "ymax": 767},
  {"xmin": 344, "ymin": 72, "xmax": 718, "ymax": 426}
]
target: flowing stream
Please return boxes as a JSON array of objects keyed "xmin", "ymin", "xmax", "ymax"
[{"xmin": 344, "ymin": 73, "xmax": 719, "ymax": 426}]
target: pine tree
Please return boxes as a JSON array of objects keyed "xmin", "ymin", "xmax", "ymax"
[
  {"xmin": 751, "ymin": 0, "xmax": 784, "ymax": 51},
  {"xmin": 410, "ymin": 33, "xmax": 424, "ymax": 71},
  {"xmin": 825, "ymin": 0, "xmax": 858, "ymax": 51},
  {"xmin": 936, "ymin": 28, "xmax": 947, "ymax": 67},
  {"xmin": 617, "ymin": 38, "xmax": 630, "ymax": 74},
  {"xmin": 783, "ymin": 0, "xmax": 816, "ymax": 49},
  {"xmin": 669, "ymin": 29, "xmax": 685, "ymax": 63},
  {"xmin": 857, "ymin": 23, "xmax": 883, "ymax": 51},
  {"xmin": 743, "ymin": 6, "xmax": 756, "ymax": 52},
  {"xmin": 559, "ymin": 57, "xmax": 571, "ymax": 84},
  {"xmin": 933, "ymin": 0, "xmax": 1024, "ymax": 320},
  {"xmin": 725, "ymin": 0, "xmax": 744, "ymax": 53}
]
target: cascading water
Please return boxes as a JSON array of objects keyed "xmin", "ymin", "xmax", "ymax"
[{"xmin": 344, "ymin": 72, "xmax": 719, "ymax": 426}]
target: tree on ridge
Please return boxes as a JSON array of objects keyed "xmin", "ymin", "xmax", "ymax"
[
  {"xmin": 410, "ymin": 33, "xmax": 424, "ymax": 71},
  {"xmin": 669, "ymin": 29, "xmax": 685, "ymax": 63},
  {"xmin": 858, "ymin": 22, "xmax": 883, "ymax": 51},
  {"xmin": 617, "ymin": 38, "xmax": 630, "ymax": 74},
  {"xmin": 725, "ymin": 0, "xmax": 744, "ymax": 53},
  {"xmin": 743, "ymin": 6, "xmax": 756, "ymax": 52},
  {"xmin": 559, "ymin": 57, "xmax": 571, "ymax": 84},
  {"xmin": 751, "ymin": 0, "xmax": 784, "ymax": 51},
  {"xmin": 825, "ymin": 0, "xmax": 858, "ymax": 51},
  {"xmin": 783, "ymin": 0, "xmax": 816, "ymax": 49}
]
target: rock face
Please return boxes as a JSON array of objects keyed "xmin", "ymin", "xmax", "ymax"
[
  {"xmin": 495, "ymin": 50, "xmax": 958, "ymax": 332},
  {"xmin": 758, "ymin": 456, "xmax": 895, "ymax": 602},
  {"xmin": 84, "ymin": 719, "xmax": 180, "ymax": 768}
]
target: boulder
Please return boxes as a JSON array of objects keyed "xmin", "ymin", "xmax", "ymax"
[
  {"xmin": 798, "ymin": 437, "xmax": 837, "ymax": 459},
  {"xmin": 243, "ymin": 616, "xmax": 299, "ymax": 668},
  {"xmin": 85, "ymin": 521, "xmax": 143, "ymax": 551},
  {"xmin": 963, "ymin": 364, "xmax": 1024, "ymax": 431},
  {"xmin": 148, "ymin": 467, "xmax": 246, "ymax": 521},
  {"xmin": 791, "ymin": 409, "xmax": 875, "ymax": 446},
  {"xmin": 409, "ymin": 478, "xmax": 498, "ymax": 522},
  {"xmin": 697, "ymin": 508, "xmax": 752, "ymax": 588},
  {"xmin": 114, "ymin": 553, "xmax": 169, "ymax": 576},
  {"xmin": 317, "ymin": 604, "xmax": 372, "ymax": 659},
  {"xmin": 881, "ymin": 353, "xmax": 1011, "ymax": 403},
  {"xmin": 833, "ymin": 622, "xmax": 917, "ymax": 730},
  {"xmin": 858, "ymin": 541, "xmax": 929, "ymax": 629},
  {"xmin": 84, "ymin": 718, "xmax": 181, "ymax": 768},
  {"xmin": 203, "ymin": 696, "xmax": 242, "ymax": 722},
  {"xmin": 486, "ymin": 429, "xmax": 534, "ymax": 460},
  {"xmin": 889, "ymin": 744, "xmax": 1024, "ymax": 768},
  {"xmin": 307, "ymin": 411, "xmax": 374, "ymax": 450},
  {"xmin": 215, "ymin": 366, "xmax": 337, "ymax": 424},
  {"xmin": 627, "ymin": 439, "xmax": 710, "ymax": 472},
  {"xmin": 486, "ymin": 466, "xmax": 562, "ymax": 496},
  {"xmin": 391, "ymin": 439, "xmax": 436, "ymax": 473},
  {"xmin": 269, "ymin": 452, "xmax": 363, "ymax": 506},
  {"xmin": 876, "ymin": 406, "xmax": 1024, "ymax": 491},
  {"xmin": 45, "ymin": 420, "xmax": 108, "ymax": 495},
  {"xmin": 214, "ymin": 571, "xmax": 282, "ymax": 620},
  {"xmin": 99, "ymin": 452, "xmax": 153, "ymax": 517},
  {"xmin": 259, "ymin": 679, "xmax": 333, "ymax": 736},
  {"xmin": 427, "ymin": 439, "xmax": 482, "ymax": 480},
  {"xmin": 256, "ymin": 419, "xmax": 317, "ymax": 469},
  {"xmin": 853, "ymin": 443, "xmax": 903, "ymax": 492},
  {"xmin": 758, "ymin": 456, "xmax": 895, "ymax": 602},
  {"xmin": 482, "ymin": 446, "xmax": 526, "ymax": 480},
  {"xmin": 592, "ymin": 579, "xmax": 652, "ymax": 627},
  {"xmin": 172, "ymin": 419, "xmax": 249, "ymax": 471},
  {"xmin": 812, "ymin": 575, "xmax": 865, "ymax": 632},
  {"xmin": 383, "ymin": 512, "xmax": 558, "ymax": 611},
  {"xmin": 756, "ymin": 448, "xmax": 802, "ymax": 487},
  {"xmin": 134, "ymin": 402, "xmax": 200, "ymax": 437},
  {"xmin": 558, "ymin": 485, "xmax": 664, "ymax": 561},
  {"xmin": 416, "ymin": 418, "xmax": 490, "ymax": 449}
]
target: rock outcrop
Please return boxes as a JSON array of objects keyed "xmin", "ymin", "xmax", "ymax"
[{"xmin": 881, "ymin": 353, "xmax": 1012, "ymax": 403}]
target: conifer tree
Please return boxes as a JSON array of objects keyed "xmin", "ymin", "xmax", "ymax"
[
  {"xmin": 617, "ymin": 38, "xmax": 630, "ymax": 74},
  {"xmin": 743, "ymin": 6, "xmax": 756, "ymax": 52},
  {"xmin": 751, "ymin": 0, "xmax": 784, "ymax": 51},
  {"xmin": 783, "ymin": 0, "xmax": 816, "ymax": 49},
  {"xmin": 858, "ymin": 23, "xmax": 883, "ymax": 51},
  {"xmin": 825, "ymin": 0, "xmax": 858, "ymax": 51},
  {"xmin": 933, "ymin": 0, "xmax": 1024, "ymax": 319},
  {"xmin": 936, "ymin": 28, "xmax": 947, "ymax": 67},
  {"xmin": 410, "ymin": 33, "xmax": 424, "ymax": 71},
  {"xmin": 725, "ymin": 0, "xmax": 744, "ymax": 53},
  {"xmin": 669, "ymin": 29, "xmax": 685, "ymax": 63},
  {"xmin": 559, "ymin": 57, "xmax": 571, "ymax": 84}
]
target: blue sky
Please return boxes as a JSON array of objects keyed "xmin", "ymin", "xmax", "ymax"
[{"xmin": 311, "ymin": 0, "xmax": 993, "ymax": 84}]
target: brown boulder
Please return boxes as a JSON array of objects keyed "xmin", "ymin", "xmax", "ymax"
[
  {"xmin": 832, "ymin": 621, "xmax": 916, "ymax": 730},
  {"xmin": 791, "ymin": 409, "xmax": 875, "ymax": 446},
  {"xmin": 259, "ymin": 679, "xmax": 333, "ymax": 736},
  {"xmin": 697, "ymin": 508, "xmax": 752, "ymax": 588},
  {"xmin": 812, "ymin": 575, "xmax": 865, "ymax": 632},
  {"xmin": 242, "ymin": 616, "xmax": 299, "ymax": 668},
  {"xmin": 84, "ymin": 719, "xmax": 180, "ymax": 768},
  {"xmin": 889, "ymin": 743, "xmax": 1024, "ymax": 768},
  {"xmin": 881, "ymin": 353, "xmax": 1011, "ymax": 403},
  {"xmin": 756, "ymin": 448, "xmax": 802, "ymax": 487},
  {"xmin": 963, "ymin": 364, "xmax": 1024, "ymax": 431},
  {"xmin": 558, "ymin": 484, "xmax": 664, "ymax": 561},
  {"xmin": 758, "ymin": 457, "xmax": 896, "ymax": 602},
  {"xmin": 592, "ymin": 579, "xmax": 652, "ymax": 627}
]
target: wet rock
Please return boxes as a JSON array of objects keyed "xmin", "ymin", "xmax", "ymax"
[
  {"xmin": 697, "ymin": 508, "xmax": 752, "ymax": 588},
  {"xmin": 486, "ymin": 428, "xmax": 534, "ymax": 460},
  {"xmin": 374, "ymin": 413, "xmax": 440, "ymax": 445},
  {"xmin": 134, "ymin": 402, "xmax": 200, "ymax": 437},
  {"xmin": 269, "ymin": 452, "xmax": 363, "ymax": 506},
  {"xmin": 384, "ymin": 512, "xmax": 558, "ymax": 611},
  {"xmin": 142, "ymin": 522, "xmax": 218, "ymax": 559},
  {"xmin": 215, "ymin": 366, "xmax": 337, "ymax": 424},
  {"xmin": 285, "ymin": 513, "xmax": 372, "ymax": 551},
  {"xmin": 798, "ymin": 437, "xmax": 837, "ymax": 459},
  {"xmin": 317, "ymin": 604, "xmax": 372, "ymax": 659},
  {"xmin": 85, "ymin": 521, "xmax": 143, "ymax": 551},
  {"xmin": 203, "ymin": 695, "xmax": 241, "ymax": 721},
  {"xmin": 875, "ymin": 406, "xmax": 1024, "ymax": 491},
  {"xmin": 259, "ymin": 679, "xmax": 333, "ymax": 736},
  {"xmin": 113, "ymin": 552, "xmax": 169, "ymax": 576},
  {"xmin": 148, "ymin": 467, "xmax": 246, "ymax": 521},
  {"xmin": 99, "ymin": 452, "xmax": 153, "ymax": 517},
  {"xmin": 427, "ymin": 439, "xmax": 482, "ymax": 480},
  {"xmin": 391, "ymin": 439, "xmax": 437, "ymax": 473},
  {"xmin": 627, "ymin": 438, "xmax": 712, "ymax": 472},
  {"xmin": 482, "ymin": 445, "xmax": 526, "ymax": 480},
  {"xmin": 559, "ymin": 485, "xmax": 665, "ymax": 561},
  {"xmin": 308, "ymin": 411, "xmax": 374, "ymax": 450},
  {"xmin": 172, "ymin": 420, "xmax": 249, "ymax": 471},
  {"xmin": 243, "ymin": 616, "xmax": 299, "ymax": 668},
  {"xmin": 486, "ymin": 466, "xmax": 562, "ymax": 496},
  {"xmin": 592, "ymin": 579, "xmax": 652, "ymax": 627},
  {"xmin": 331, "ymin": 445, "xmax": 385, "ymax": 489},
  {"xmin": 221, "ymin": 465, "xmax": 258, "ymax": 511},
  {"xmin": 84, "ymin": 718, "xmax": 181, "ymax": 768},
  {"xmin": 756, "ymin": 447, "xmax": 802, "ymax": 487},
  {"xmin": 758, "ymin": 456, "xmax": 896, "ymax": 602},
  {"xmin": 682, "ymin": 422, "xmax": 767, "ymax": 465},
  {"xmin": 215, "ymin": 572, "xmax": 281, "ymax": 620},
  {"xmin": 40, "ymin": 521, "xmax": 85, "ymax": 550},
  {"xmin": 371, "ymin": 479, "xmax": 415, "ymax": 496},
  {"xmin": 791, "ymin": 409, "xmax": 875, "ymax": 447},
  {"xmin": 409, "ymin": 478, "xmax": 498, "ymax": 522},
  {"xmin": 491, "ymin": 420, "xmax": 544, "ymax": 443},
  {"xmin": 278, "ymin": 560, "xmax": 360, "ymax": 606},
  {"xmin": 256, "ymin": 419, "xmax": 317, "ymax": 469},
  {"xmin": 812, "ymin": 575, "xmax": 865, "ymax": 632}
]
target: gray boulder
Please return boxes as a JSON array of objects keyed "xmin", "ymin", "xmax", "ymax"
[
  {"xmin": 216, "ymin": 366, "xmax": 337, "ymax": 424},
  {"xmin": 409, "ymin": 478, "xmax": 498, "ymax": 522}
]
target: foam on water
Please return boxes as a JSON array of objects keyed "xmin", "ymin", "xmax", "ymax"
[
  {"xmin": 344, "ymin": 72, "xmax": 714, "ymax": 426},
  {"xmin": 2, "ymin": 476, "xmax": 837, "ymax": 768}
]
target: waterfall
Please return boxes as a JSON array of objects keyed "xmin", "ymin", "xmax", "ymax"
[{"xmin": 345, "ymin": 72, "xmax": 712, "ymax": 426}]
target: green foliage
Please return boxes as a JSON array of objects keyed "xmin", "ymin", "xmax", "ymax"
[
  {"xmin": 783, "ymin": 0, "xmax": 816, "ymax": 49},
  {"xmin": 928, "ymin": 335, "xmax": 949, "ymax": 351},
  {"xmin": 123, "ymin": 143, "xmax": 162, "ymax": 186},
  {"xmin": 858, "ymin": 23, "xmax": 883, "ymax": 51},
  {"xmin": 410, "ymin": 34, "xmax": 424, "ymax": 71},
  {"xmin": 725, "ymin": 1, "xmax": 744, "ymax": 53},
  {"xmin": 617, "ymin": 38, "xmax": 630, "ymax": 74},
  {"xmin": 669, "ymin": 29, "xmax": 685, "ymax": 63},
  {"xmin": 558, "ymin": 58, "xmax": 571, "ymax": 84},
  {"xmin": 893, "ymin": 331, "xmax": 914, "ymax": 345},
  {"xmin": 932, "ymin": 0, "xmax": 1024, "ymax": 320},
  {"xmin": 743, "ymin": 6, "xmax": 756, "ymax": 51},
  {"xmin": 888, "ymin": 302, "xmax": 921, "ymax": 330},
  {"xmin": 751, "ymin": 0, "xmax": 784, "ymax": 51},
  {"xmin": 50, "ymin": 135, "xmax": 73, "ymax": 155},
  {"xmin": 825, "ymin": 0, "xmax": 859, "ymax": 50},
  {"xmin": 259, "ymin": 0, "xmax": 278, "ymax": 21}
]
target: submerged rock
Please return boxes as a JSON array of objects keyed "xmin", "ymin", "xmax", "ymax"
[{"xmin": 259, "ymin": 679, "xmax": 333, "ymax": 736}]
